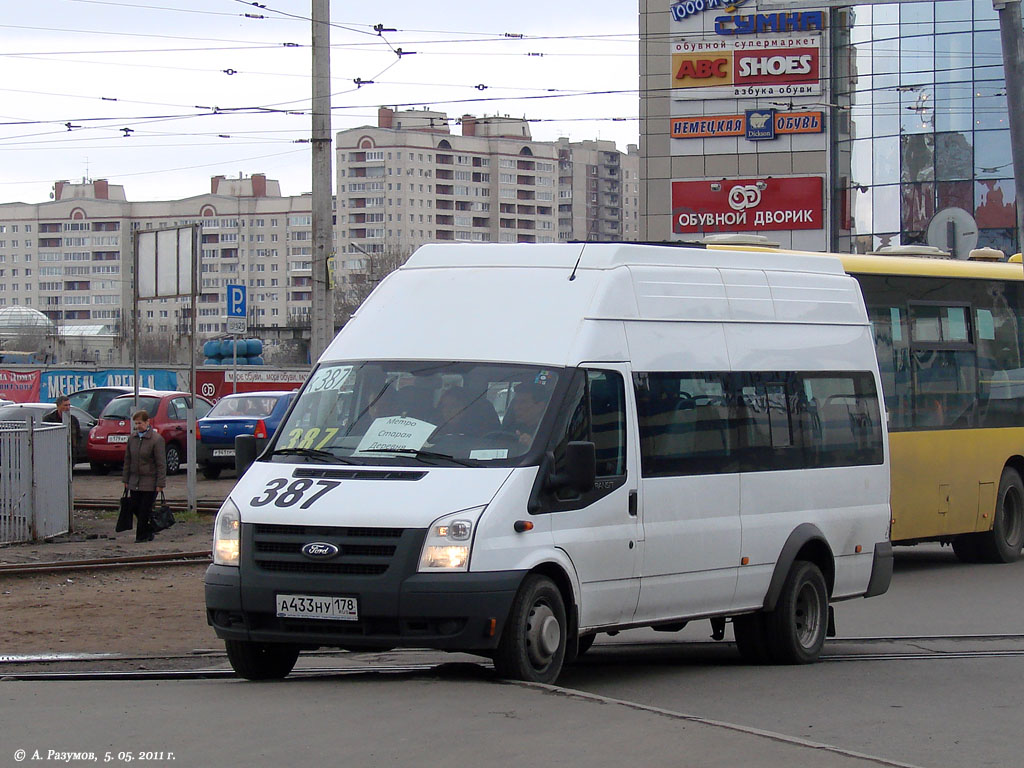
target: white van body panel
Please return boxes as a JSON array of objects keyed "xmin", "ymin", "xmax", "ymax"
[
  {"xmin": 735, "ymin": 466, "xmax": 888, "ymax": 607},
  {"xmin": 633, "ymin": 474, "xmax": 740, "ymax": 621}
]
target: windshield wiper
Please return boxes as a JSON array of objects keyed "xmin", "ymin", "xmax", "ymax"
[
  {"xmin": 270, "ymin": 447, "xmax": 353, "ymax": 464},
  {"xmin": 358, "ymin": 448, "xmax": 474, "ymax": 467}
]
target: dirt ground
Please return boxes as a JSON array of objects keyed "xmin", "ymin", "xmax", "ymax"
[{"xmin": 1, "ymin": 469, "xmax": 232, "ymax": 659}]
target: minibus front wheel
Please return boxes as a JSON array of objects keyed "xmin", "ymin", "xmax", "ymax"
[
  {"xmin": 493, "ymin": 574, "xmax": 567, "ymax": 684},
  {"xmin": 225, "ymin": 640, "xmax": 300, "ymax": 680}
]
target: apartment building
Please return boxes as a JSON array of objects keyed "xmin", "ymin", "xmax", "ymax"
[
  {"xmin": 335, "ymin": 108, "xmax": 639, "ymax": 282},
  {"xmin": 555, "ymin": 138, "xmax": 640, "ymax": 242},
  {"xmin": 0, "ymin": 175, "xmax": 316, "ymax": 338},
  {"xmin": 0, "ymin": 115, "xmax": 639, "ymax": 347}
]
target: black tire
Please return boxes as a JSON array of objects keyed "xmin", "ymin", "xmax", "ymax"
[
  {"xmin": 165, "ymin": 444, "xmax": 182, "ymax": 475},
  {"xmin": 493, "ymin": 574, "xmax": 567, "ymax": 684},
  {"xmin": 90, "ymin": 462, "xmax": 109, "ymax": 475},
  {"xmin": 977, "ymin": 468, "xmax": 1024, "ymax": 563},
  {"xmin": 202, "ymin": 465, "xmax": 222, "ymax": 480},
  {"xmin": 224, "ymin": 640, "xmax": 299, "ymax": 680},
  {"xmin": 764, "ymin": 560, "xmax": 828, "ymax": 664},
  {"xmin": 733, "ymin": 613, "xmax": 773, "ymax": 664}
]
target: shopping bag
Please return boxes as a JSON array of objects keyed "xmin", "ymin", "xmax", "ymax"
[
  {"xmin": 115, "ymin": 490, "xmax": 133, "ymax": 532},
  {"xmin": 151, "ymin": 491, "xmax": 176, "ymax": 532}
]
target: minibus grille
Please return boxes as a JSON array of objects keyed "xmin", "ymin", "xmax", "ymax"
[
  {"xmin": 291, "ymin": 468, "xmax": 426, "ymax": 481},
  {"xmin": 250, "ymin": 523, "xmax": 406, "ymax": 576}
]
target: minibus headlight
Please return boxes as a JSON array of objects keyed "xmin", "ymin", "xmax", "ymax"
[
  {"xmin": 418, "ymin": 507, "xmax": 485, "ymax": 573},
  {"xmin": 213, "ymin": 498, "xmax": 241, "ymax": 566}
]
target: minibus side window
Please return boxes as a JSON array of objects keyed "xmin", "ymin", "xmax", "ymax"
[{"xmin": 635, "ymin": 371, "xmax": 883, "ymax": 476}]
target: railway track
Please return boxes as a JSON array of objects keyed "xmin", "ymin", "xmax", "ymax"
[
  {"xmin": 74, "ymin": 497, "xmax": 222, "ymax": 513},
  {"xmin": 0, "ymin": 550, "xmax": 210, "ymax": 574},
  {"xmin": 3, "ymin": 634, "xmax": 1024, "ymax": 681}
]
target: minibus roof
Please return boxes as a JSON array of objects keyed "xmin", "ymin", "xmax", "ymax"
[
  {"xmin": 402, "ymin": 242, "xmax": 847, "ymax": 276},
  {"xmin": 322, "ymin": 244, "xmax": 864, "ymax": 368}
]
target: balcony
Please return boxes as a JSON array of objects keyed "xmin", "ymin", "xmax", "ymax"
[{"xmin": 436, "ymin": 184, "xmax": 454, "ymax": 195}]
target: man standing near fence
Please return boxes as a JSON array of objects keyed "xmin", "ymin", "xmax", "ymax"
[{"xmin": 43, "ymin": 394, "xmax": 81, "ymax": 467}]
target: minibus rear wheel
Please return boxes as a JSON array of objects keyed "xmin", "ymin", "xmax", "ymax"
[
  {"xmin": 225, "ymin": 640, "xmax": 299, "ymax": 680},
  {"xmin": 764, "ymin": 560, "xmax": 828, "ymax": 664},
  {"xmin": 493, "ymin": 574, "xmax": 567, "ymax": 684}
]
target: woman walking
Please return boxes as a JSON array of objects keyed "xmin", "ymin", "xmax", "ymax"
[{"xmin": 122, "ymin": 409, "xmax": 166, "ymax": 543}]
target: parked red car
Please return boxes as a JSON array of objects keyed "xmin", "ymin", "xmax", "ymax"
[{"xmin": 87, "ymin": 391, "xmax": 213, "ymax": 475}]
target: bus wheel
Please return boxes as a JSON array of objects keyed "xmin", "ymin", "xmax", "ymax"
[
  {"xmin": 493, "ymin": 574, "xmax": 567, "ymax": 684},
  {"xmin": 764, "ymin": 561, "xmax": 828, "ymax": 664},
  {"xmin": 224, "ymin": 640, "xmax": 299, "ymax": 680},
  {"xmin": 978, "ymin": 468, "xmax": 1024, "ymax": 563},
  {"xmin": 733, "ymin": 613, "xmax": 773, "ymax": 664}
]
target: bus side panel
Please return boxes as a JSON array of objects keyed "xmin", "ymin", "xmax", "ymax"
[{"xmin": 889, "ymin": 428, "xmax": 1023, "ymax": 541}]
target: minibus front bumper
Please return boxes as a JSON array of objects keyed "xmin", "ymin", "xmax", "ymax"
[{"xmin": 205, "ymin": 563, "xmax": 526, "ymax": 652}]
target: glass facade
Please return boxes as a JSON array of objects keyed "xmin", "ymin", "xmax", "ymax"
[{"xmin": 834, "ymin": 0, "xmax": 1016, "ymax": 255}]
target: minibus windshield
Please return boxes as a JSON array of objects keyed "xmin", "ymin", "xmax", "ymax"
[{"xmin": 271, "ymin": 361, "xmax": 562, "ymax": 466}]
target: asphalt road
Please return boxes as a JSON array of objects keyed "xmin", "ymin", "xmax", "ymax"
[{"xmin": 4, "ymin": 544, "xmax": 1021, "ymax": 768}]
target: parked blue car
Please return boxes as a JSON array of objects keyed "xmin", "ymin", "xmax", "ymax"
[{"xmin": 196, "ymin": 390, "xmax": 296, "ymax": 479}]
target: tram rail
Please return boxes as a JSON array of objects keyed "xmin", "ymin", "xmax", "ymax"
[
  {"xmin": 0, "ymin": 550, "xmax": 210, "ymax": 575},
  {"xmin": 3, "ymin": 633, "xmax": 1024, "ymax": 681}
]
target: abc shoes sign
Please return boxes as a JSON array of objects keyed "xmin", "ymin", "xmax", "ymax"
[
  {"xmin": 672, "ymin": 37, "xmax": 821, "ymax": 99},
  {"xmin": 672, "ymin": 177, "xmax": 824, "ymax": 234}
]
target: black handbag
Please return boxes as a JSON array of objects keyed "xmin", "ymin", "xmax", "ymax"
[
  {"xmin": 151, "ymin": 492, "xmax": 176, "ymax": 532},
  {"xmin": 115, "ymin": 489, "xmax": 133, "ymax": 532}
]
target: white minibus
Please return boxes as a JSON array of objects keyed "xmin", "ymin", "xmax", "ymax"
[{"xmin": 205, "ymin": 243, "xmax": 893, "ymax": 682}]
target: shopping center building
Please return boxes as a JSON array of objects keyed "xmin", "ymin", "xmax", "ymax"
[{"xmin": 641, "ymin": 0, "xmax": 1016, "ymax": 256}]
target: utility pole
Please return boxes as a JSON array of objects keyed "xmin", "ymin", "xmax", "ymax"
[
  {"xmin": 310, "ymin": 0, "xmax": 335, "ymax": 362},
  {"xmin": 994, "ymin": 0, "xmax": 1024, "ymax": 255}
]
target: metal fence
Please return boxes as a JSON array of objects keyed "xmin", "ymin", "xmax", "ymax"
[{"xmin": 0, "ymin": 419, "xmax": 72, "ymax": 544}]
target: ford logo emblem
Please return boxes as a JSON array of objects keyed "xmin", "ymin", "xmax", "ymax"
[{"xmin": 301, "ymin": 542, "xmax": 339, "ymax": 559}]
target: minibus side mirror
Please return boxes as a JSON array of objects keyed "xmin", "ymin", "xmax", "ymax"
[
  {"xmin": 551, "ymin": 441, "xmax": 596, "ymax": 495},
  {"xmin": 235, "ymin": 434, "xmax": 259, "ymax": 477}
]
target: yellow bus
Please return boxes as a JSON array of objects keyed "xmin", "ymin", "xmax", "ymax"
[{"xmin": 709, "ymin": 239, "xmax": 1024, "ymax": 563}]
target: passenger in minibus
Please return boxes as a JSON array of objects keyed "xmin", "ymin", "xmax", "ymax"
[
  {"xmin": 503, "ymin": 384, "xmax": 548, "ymax": 447},
  {"xmin": 432, "ymin": 386, "xmax": 500, "ymax": 437}
]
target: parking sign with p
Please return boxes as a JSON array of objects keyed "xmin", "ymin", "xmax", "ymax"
[{"xmin": 227, "ymin": 284, "xmax": 246, "ymax": 317}]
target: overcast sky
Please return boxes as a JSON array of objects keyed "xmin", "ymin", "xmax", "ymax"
[{"xmin": 1, "ymin": 0, "xmax": 640, "ymax": 205}]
